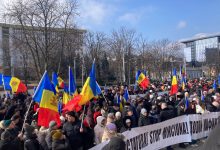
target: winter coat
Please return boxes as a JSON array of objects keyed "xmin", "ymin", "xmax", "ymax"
[
  {"xmin": 62, "ymin": 121, "xmax": 83, "ymax": 150},
  {"xmin": 52, "ymin": 139, "xmax": 71, "ymax": 150},
  {"xmin": 115, "ymin": 119, "xmax": 123, "ymax": 132},
  {"xmin": 94, "ymin": 116, "xmax": 105, "ymax": 144},
  {"xmin": 159, "ymin": 107, "xmax": 175, "ymax": 122},
  {"xmin": 24, "ymin": 134, "xmax": 42, "ymax": 150},
  {"xmin": 0, "ymin": 139, "xmax": 18, "ymax": 150},
  {"xmin": 138, "ymin": 114, "xmax": 151, "ymax": 127},
  {"xmin": 45, "ymin": 129, "xmax": 54, "ymax": 150},
  {"xmin": 120, "ymin": 116, "xmax": 133, "ymax": 133},
  {"xmin": 38, "ymin": 129, "xmax": 49, "ymax": 150},
  {"xmin": 102, "ymin": 137, "xmax": 126, "ymax": 150}
]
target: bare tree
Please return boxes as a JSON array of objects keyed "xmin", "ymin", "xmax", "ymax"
[{"xmin": 4, "ymin": 0, "xmax": 78, "ymax": 79}]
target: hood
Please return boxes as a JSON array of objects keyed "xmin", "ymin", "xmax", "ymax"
[{"xmin": 97, "ymin": 116, "xmax": 106, "ymax": 126}]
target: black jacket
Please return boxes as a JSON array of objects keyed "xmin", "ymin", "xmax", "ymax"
[
  {"xmin": 160, "ymin": 108, "xmax": 175, "ymax": 122},
  {"xmin": 62, "ymin": 121, "xmax": 83, "ymax": 150},
  {"xmin": 52, "ymin": 139, "xmax": 71, "ymax": 150},
  {"xmin": 24, "ymin": 134, "xmax": 42, "ymax": 150},
  {"xmin": 0, "ymin": 140, "xmax": 18, "ymax": 150},
  {"xmin": 138, "ymin": 114, "xmax": 151, "ymax": 127}
]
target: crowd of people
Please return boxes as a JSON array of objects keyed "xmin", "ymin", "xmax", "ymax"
[{"xmin": 0, "ymin": 78, "xmax": 219, "ymax": 150}]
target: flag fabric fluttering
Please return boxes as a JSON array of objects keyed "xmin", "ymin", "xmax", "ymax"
[
  {"xmin": 185, "ymin": 97, "xmax": 189, "ymax": 110},
  {"xmin": 136, "ymin": 70, "xmax": 149, "ymax": 89},
  {"xmin": 117, "ymin": 93, "xmax": 123, "ymax": 111},
  {"xmin": 33, "ymin": 71, "xmax": 60, "ymax": 128},
  {"xmin": 52, "ymin": 72, "xmax": 65, "ymax": 92},
  {"xmin": 201, "ymin": 90, "xmax": 205, "ymax": 103},
  {"xmin": 2, "ymin": 75, "xmax": 27, "ymax": 93},
  {"xmin": 181, "ymin": 76, "xmax": 186, "ymax": 90},
  {"xmin": 213, "ymin": 80, "xmax": 217, "ymax": 91},
  {"xmin": 170, "ymin": 68, "xmax": 178, "ymax": 95},
  {"xmin": 0, "ymin": 73, "xmax": 2, "ymax": 86},
  {"xmin": 52, "ymin": 72, "xmax": 59, "ymax": 92},
  {"xmin": 123, "ymin": 87, "xmax": 129, "ymax": 101},
  {"xmin": 63, "ymin": 95, "xmax": 82, "ymax": 112},
  {"xmin": 68, "ymin": 66, "xmax": 78, "ymax": 97},
  {"xmin": 78, "ymin": 60, "xmax": 101, "ymax": 105},
  {"xmin": 218, "ymin": 74, "xmax": 220, "ymax": 88},
  {"xmin": 62, "ymin": 85, "xmax": 71, "ymax": 107}
]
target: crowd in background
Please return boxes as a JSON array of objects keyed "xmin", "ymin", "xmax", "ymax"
[{"xmin": 0, "ymin": 78, "xmax": 219, "ymax": 150}]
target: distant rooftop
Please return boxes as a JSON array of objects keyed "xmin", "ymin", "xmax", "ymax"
[{"xmin": 179, "ymin": 33, "xmax": 220, "ymax": 43}]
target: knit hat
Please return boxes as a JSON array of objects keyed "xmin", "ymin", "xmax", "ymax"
[
  {"xmin": 1, "ymin": 130, "xmax": 11, "ymax": 140},
  {"xmin": 0, "ymin": 121, "xmax": 5, "ymax": 129},
  {"xmin": 3, "ymin": 120, "xmax": 11, "ymax": 128},
  {"xmin": 106, "ymin": 123, "xmax": 117, "ymax": 132},
  {"xmin": 115, "ymin": 112, "xmax": 121, "ymax": 118},
  {"xmin": 141, "ymin": 108, "xmax": 147, "ymax": 115},
  {"xmin": 66, "ymin": 111, "xmax": 76, "ymax": 118},
  {"xmin": 51, "ymin": 130, "xmax": 63, "ymax": 140},
  {"xmin": 49, "ymin": 121, "xmax": 57, "ymax": 129},
  {"xmin": 24, "ymin": 124, "xmax": 35, "ymax": 135},
  {"xmin": 125, "ymin": 119, "xmax": 131, "ymax": 123}
]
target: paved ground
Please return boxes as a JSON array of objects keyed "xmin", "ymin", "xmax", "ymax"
[{"xmin": 160, "ymin": 139, "xmax": 205, "ymax": 150}]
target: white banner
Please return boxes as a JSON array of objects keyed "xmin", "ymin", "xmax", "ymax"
[
  {"xmin": 91, "ymin": 115, "xmax": 191, "ymax": 150},
  {"xmin": 189, "ymin": 112, "xmax": 220, "ymax": 140},
  {"xmin": 90, "ymin": 112, "xmax": 220, "ymax": 150}
]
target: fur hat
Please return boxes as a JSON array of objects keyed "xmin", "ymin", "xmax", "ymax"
[{"xmin": 51, "ymin": 130, "xmax": 63, "ymax": 140}]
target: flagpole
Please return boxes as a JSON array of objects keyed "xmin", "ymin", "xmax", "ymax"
[
  {"xmin": 80, "ymin": 105, "xmax": 86, "ymax": 129},
  {"xmin": 21, "ymin": 100, "xmax": 34, "ymax": 132}
]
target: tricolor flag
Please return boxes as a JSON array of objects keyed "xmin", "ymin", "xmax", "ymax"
[
  {"xmin": 2, "ymin": 75, "xmax": 27, "ymax": 94},
  {"xmin": 33, "ymin": 71, "xmax": 60, "ymax": 127},
  {"xmin": 185, "ymin": 97, "xmax": 189, "ymax": 110},
  {"xmin": 123, "ymin": 87, "xmax": 129, "ymax": 101},
  {"xmin": 117, "ymin": 93, "xmax": 123, "ymax": 111},
  {"xmin": 52, "ymin": 72, "xmax": 65, "ymax": 92},
  {"xmin": 218, "ymin": 74, "xmax": 220, "ymax": 88},
  {"xmin": 181, "ymin": 76, "xmax": 186, "ymax": 90},
  {"xmin": 78, "ymin": 60, "xmax": 101, "ymax": 105},
  {"xmin": 213, "ymin": 80, "xmax": 217, "ymax": 91},
  {"xmin": 201, "ymin": 91, "xmax": 205, "ymax": 103},
  {"xmin": 68, "ymin": 66, "xmax": 78, "ymax": 97},
  {"xmin": 136, "ymin": 70, "xmax": 149, "ymax": 89},
  {"xmin": 170, "ymin": 68, "xmax": 178, "ymax": 95},
  {"xmin": 62, "ymin": 85, "xmax": 71, "ymax": 107},
  {"xmin": 0, "ymin": 73, "xmax": 2, "ymax": 86}
]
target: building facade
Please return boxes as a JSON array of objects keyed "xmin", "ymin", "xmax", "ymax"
[
  {"xmin": 180, "ymin": 33, "xmax": 220, "ymax": 63},
  {"xmin": 180, "ymin": 33, "xmax": 220, "ymax": 77},
  {"xmin": 0, "ymin": 23, "xmax": 86, "ymax": 79}
]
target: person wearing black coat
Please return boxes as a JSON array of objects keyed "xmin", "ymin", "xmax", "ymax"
[
  {"xmin": 159, "ymin": 102, "xmax": 175, "ymax": 150},
  {"xmin": 159, "ymin": 102, "xmax": 176, "ymax": 122},
  {"xmin": 51, "ymin": 130, "xmax": 71, "ymax": 150},
  {"xmin": 0, "ymin": 130, "xmax": 18, "ymax": 150},
  {"xmin": 102, "ymin": 136, "xmax": 125, "ymax": 150},
  {"xmin": 120, "ymin": 116, "xmax": 133, "ymax": 133},
  {"xmin": 138, "ymin": 108, "xmax": 151, "ymax": 127},
  {"xmin": 23, "ymin": 124, "xmax": 42, "ymax": 150},
  {"xmin": 62, "ymin": 111, "xmax": 84, "ymax": 150}
]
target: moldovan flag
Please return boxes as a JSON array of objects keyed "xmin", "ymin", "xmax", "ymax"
[
  {"xmin": 136, "ymin": 70, "xmax": 149, "ymax": 89},
  {"xmin": 69, "ymin": 66, "xmax": 78, "ymax": 97},
  {"xmin": 170, "ymin": 68, "xmax": 178, "ymax": 95},
  {"xmin": 33, "ymin": 71, "xmax": 60, "ymax": 127},
  {"xmin": 52, "ymin": 72, "xmax": 65, "ymax": 92},
  {"xmin": 3, "ymin": 75, "xmax": 27, "ymax": 93},
  {"xmin": 78, "ymin": 60, "xmax": 101, "ymax": 105},
  {"xmin": 181, "ymin": 76, "xmax": 186, "ymax": 90},
  {"xmin": 62, "ymin": 85, "xmax": 71, "ymax": 107}
]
